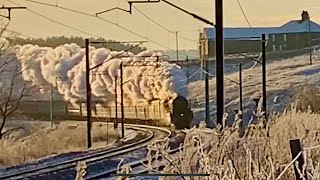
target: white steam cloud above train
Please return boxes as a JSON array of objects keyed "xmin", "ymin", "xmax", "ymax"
[{"xmin": 16, "ymin": 43, "xmax": 188, "ymax": 105}]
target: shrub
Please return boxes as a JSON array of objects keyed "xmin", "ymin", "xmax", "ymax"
[{"xmin": 295, "ymin": 85, "xmax": 320, "ymax": 113}]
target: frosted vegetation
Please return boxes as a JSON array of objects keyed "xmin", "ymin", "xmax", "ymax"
[
  {"xmin": 116, "ymin": 108, "xmax": 320, "ymax": 180},
  {"xmin": 0, "ymin": 121, "xmax": 119, "ymax": 167},
  {"xmin": 113, "ymin": 54, "xmax": 320, "ymax": 179}
]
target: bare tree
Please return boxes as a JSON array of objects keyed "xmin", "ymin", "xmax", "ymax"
[{"xmin": 0, "ymin": 23, "xmax": 30, "ymax": 139}]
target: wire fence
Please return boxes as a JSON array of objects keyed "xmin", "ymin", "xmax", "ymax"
[{"xmin": 275, "ymin": 142, "xmax": 320, "ymax": 180}]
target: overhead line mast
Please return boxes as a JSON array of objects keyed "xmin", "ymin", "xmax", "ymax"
[{"xmin": 0, "ymin": 6, "xmax": 27, "ymax": 20}]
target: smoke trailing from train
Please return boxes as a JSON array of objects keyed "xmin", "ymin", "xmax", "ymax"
[{"xmin": 15, "ymin": 43, "xmax": 188, "ymax": 106}]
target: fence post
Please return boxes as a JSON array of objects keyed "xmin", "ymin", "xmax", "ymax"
[
  {"xmin": 239, "ymin": 63, "xmax": 243, "ymax": 120},
  {"xmin": 79, "ymin": 103, "xmax": 83, "ymax": 116},
  {"xmin": 120, "ymin": 62, "xmax": 124, "ymax": 138},
  {"xmin": 114, "ymin": 76, "xmax": 118, "ymax": 129},
  {"xmin": 262, "ymin": 34, "xmax": 267, "ymax": 120},
  {"xmin": 289, "ymin": 139, "xmax": 308, "ymax": 180},
  {"xmin": 205, "ymin": 59, "xmax": 210, "ymax": 126},
  {"xmin": 50, "ymin": 89, "xmax": 53, "ymax": 128},
  {"xmin": 186, "ymin": 55, "xmax": 189, "ymax": 84}
]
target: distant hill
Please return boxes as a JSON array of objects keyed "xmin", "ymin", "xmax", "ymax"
[{"xmin": 9, "ymin": 36, "xmax": 146, "ymax": 54}]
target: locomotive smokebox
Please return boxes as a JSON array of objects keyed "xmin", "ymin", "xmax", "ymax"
[{"xmin": 170, "ymin": 96, "xmax": 193, "ymax": 129}]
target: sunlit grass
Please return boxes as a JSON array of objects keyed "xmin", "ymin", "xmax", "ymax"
[{"xmin": 0, "ymin": 122, "xmax": 120, "ymax": 167}]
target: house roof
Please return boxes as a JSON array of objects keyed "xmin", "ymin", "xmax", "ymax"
[
  {"xmin": 280, "ymin": 20, "xmax": 320, "ymax": 33},
  {"xmin": 203, "ymin": 27, "xmax": 278, "ymax": 40},
  {"xmin": 203, "ymin": 20, "xmax": 320, "ymax": 40}
]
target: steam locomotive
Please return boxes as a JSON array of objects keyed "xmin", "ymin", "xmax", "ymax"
[{"xmin": 19, "ymin": 96, "xmax": 194, "ymax": 129}]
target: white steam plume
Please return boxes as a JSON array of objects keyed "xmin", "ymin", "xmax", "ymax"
[{"xmin": 16, "ymin": 43, "xmax": 187, "ymax": 106}]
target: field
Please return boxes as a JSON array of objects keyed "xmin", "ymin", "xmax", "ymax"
[
  {"xmin": 1, "ymin": 51, "xmax": 320, "ymax": 179},
  {"xmin": 0, "ymin": 120, "xmax": 120, "ymax": 168},
  {"xmin": 188, "ymin": 52, "xmax": 320, "ymax": 125},
  {"xmin": 114, "ymin": 53, "xmax": 320, "ymax": 179}
]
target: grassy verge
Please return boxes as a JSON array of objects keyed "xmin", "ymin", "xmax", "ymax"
[
  {"xmin": 135, "ymin": 107, "xmax": 320, "ymax": 179},
  {"xmin": 0, "ymin": 122, "xmax": 120, "ymax": 167}
]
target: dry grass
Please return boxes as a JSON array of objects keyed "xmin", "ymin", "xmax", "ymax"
[
  {"xmin": 138, "ymin": 105, "xmax": 320, "ymax": 180},
  {"xmin": 295, "ymin": 85, "xmax": 320, "ymax": 113},
  {"xmin": 0, "ymin": 122, "xmax": 120, "ymax": 167}
]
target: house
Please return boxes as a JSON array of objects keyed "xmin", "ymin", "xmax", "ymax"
[{"xmin": 200, "ymin": 11, "xmax": 320, "ymax": 59}]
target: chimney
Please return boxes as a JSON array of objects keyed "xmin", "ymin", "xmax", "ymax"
[{"xmin": 301, "ymin": 11, "xmax": 310, "ymax": 22}]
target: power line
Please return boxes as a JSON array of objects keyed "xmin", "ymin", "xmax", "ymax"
[
  {"xmin": 178, "ymin": 34, "xmax": 198, "ymax": 42},
  {"xmin": 132, "ymin": 5, "xmax": 171, "ymax": 32},
  {"xmin": 131, "ymin": 4, "xmax": 198, "ymax": 43},
  {"xmin": 25, "ymin": 0, "xmax": 95, "ymax": 17},
  {"xmin": 235, "ymin": 0, "xmax": 251, "ymax": 27},
  {"xmin": 22, "ymin": 0, "xmax": 174, "ymax": 50},
  {"xmin": 96, "ymin": 16, "xmax": 174, "ymax": 50},
  {"xmin": 6, "ymin": 0, "xmax": 101, "ymax": 38},
  {"xmin": 1, "ymin": 27, "xmax": 35, "ymax": 38},
  {"xmin": 175, "ymin": 29, "xmax": 201, "ymax": 32}
]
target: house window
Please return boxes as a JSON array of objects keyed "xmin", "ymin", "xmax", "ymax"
[
  {"xmin": 273, "ymin": 45, "xmax": 276, "ymax": 51},
  {"xmin": 284, "ymin": 34, "xmax": 287, "ymax": 41},
  {"xmin": 279, "ymin": 45, "xmax": 282, "ymax": 51},
  {"xmin": 272, "ymin": 35, "xmax": 276, "ymax": 42}
]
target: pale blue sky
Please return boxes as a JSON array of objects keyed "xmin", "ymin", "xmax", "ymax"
[{"xmin": 1, "ymin": 0, "xmax": 319, "ymax": 50}]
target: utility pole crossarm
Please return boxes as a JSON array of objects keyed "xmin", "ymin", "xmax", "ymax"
[
  {"xmin": 97, "ymin": 0, "xmax": 160, "ymax": 15},
  {"xmin": 126, "ymin": 0, "xmax": 215, "ymax": 26},
  {"xmin": 0, "ymin": 6, "xmax": 27, "ymax": 20},
  {"xmin": 96, "ymin": 7, "xmax": 131, "ymax": 16}
]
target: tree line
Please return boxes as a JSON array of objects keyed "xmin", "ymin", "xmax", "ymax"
[{"xmin": 8, "ymin": 36, "xmax": 146, "ymax": 54}]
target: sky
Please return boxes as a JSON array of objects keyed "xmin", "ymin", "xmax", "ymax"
[{"xmin": 1, "ymin": 0, "xmax": 320, "ymax": 50}]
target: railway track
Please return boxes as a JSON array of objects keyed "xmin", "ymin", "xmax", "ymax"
[
  {"xmin": 0, "ymin": 124, "xmax": 172, "ymax": 180},
  {"xmin": 85, "ymin": 146, "xmax": 182, "ymax": 179},
  {"xmin": 85, "ymin": 132, "xmax": 185, "ymax": 179}
]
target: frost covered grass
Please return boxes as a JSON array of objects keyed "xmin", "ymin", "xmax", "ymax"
[
  {"xmin": 0, "ymin": 122, "xmax": 120, "ymax": 167},
  {"xmin": 188, "ymin": 53, "xmax": 320, "ymax": 122},
  {"xmin": 124, "ymin": 107, "xmax": 320, "ymax": 180}
]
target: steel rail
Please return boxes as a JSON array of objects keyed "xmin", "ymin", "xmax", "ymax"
[{"xmin": 0, "ymin": 124, "xmax": 171, "ymax": 180}]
